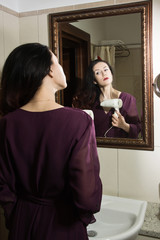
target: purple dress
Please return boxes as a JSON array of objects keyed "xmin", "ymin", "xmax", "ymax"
[
  {"xmin": 0, "ymin": 107, "xmax": 102, "ymax": 240},
  {"xmin": 92, "ymin": 92, "xmax": 141, "ymax": 138}
]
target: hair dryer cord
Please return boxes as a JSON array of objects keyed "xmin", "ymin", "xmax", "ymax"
[{"xmin": 104, "ymin": 126, "xmax": 113, "ymax": 137}]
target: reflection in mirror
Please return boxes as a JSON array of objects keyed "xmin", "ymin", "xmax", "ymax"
[
  {"xmin": 153, "ymin": 74, "xmax": 160, "ymax": 98},
  {"xmin": 71, "ymin": 13, "xmax": 142, "ymax": 122},
  {"xmin": 71, "ymin": 14, "xmax": 142, "ymax": 140},
  {"xmin": 72, "ymin": 59, "xmax": 142, "ymax": 139},
  {"xmin": 49, "ymin": 0, "xmax": 153, "ymax": 150}
]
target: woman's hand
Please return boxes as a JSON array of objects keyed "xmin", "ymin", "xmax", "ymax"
[{"xmin": 112, "ymin": 111, "xmax": 130, "ymax": 133}]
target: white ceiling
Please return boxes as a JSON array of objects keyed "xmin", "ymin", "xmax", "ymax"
[{"xmin": 1, "ymin": 0, "xmax": 105, "ymax": 12}]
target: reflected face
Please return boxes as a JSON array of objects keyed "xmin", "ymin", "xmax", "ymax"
[
  {"xmin": 50, "ymin": 52, "xmax": 67, "ymax": 90},
  {"xmin": 93, "ymin": 62, "xmax": 113, "ymax": 87}
]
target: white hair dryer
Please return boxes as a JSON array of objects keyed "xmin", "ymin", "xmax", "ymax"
[
  {"xmin": 100, "ymin": 99, "xmax": 123, "ymax": 117},
  {"xmin": 83, "ymin": 110, "xmax": 94, "ymax": 120}
]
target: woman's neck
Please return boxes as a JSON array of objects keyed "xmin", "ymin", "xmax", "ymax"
[
  {"xmin": 30, "ymin": 84, "xmax": 56, "ymax": 103},
  {"xmin": 100, "ymin": 86, "xmax": 121, "ymax": 102},
  {"xmin": 100, "ymin": 85, "xmax": 113, "ymax": 100},
  {"xmin": 20, "ymin": 82, "xmax": 63, "ymax": 112}
]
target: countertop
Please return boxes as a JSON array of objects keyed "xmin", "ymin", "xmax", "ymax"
[
  {"xmin": 1, "ymin": 201, "xmax": 160, "ymax": 239},
  {"xmin": 140, "ymin": 202, "xmax": 160, "ymax": 239}
]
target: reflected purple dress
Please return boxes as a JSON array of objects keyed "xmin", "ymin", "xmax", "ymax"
[
  {"xmin": 92, "ymin": 92, "xmax": 141, "ymax": 138},
  {"xmin": 0, "ymin": 107, "xmax": 102, "ymax": 240}
]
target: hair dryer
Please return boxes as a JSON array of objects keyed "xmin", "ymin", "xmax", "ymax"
[
  {"xmin": 83, "ymin": 110, "xmax": 94, "ymax": 120},
  {"xmin": 100, "ymin": 99, "xmax": 123, "ymax": 117}
]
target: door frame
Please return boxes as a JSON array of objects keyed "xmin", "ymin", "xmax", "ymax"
[{"xmin": 52, "ymin": 22, "xmax": 91, "ymax": 105}]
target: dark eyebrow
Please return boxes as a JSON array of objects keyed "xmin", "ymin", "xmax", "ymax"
[{"xmin": 94, "ymin": 66, "xmax": 108, "ymax": 71}]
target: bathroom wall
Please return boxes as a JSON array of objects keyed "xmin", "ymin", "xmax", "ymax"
[
  {"xmin": 115, "ymin": 47, "xmax": 142, "ymax": 118},
  {"xmin": 0, "ymin": 5, "xmax": 19, "ymax": 73},
  {"xmin": 0, "ymin": 0, "xmax": 160, "ymax": 203}
]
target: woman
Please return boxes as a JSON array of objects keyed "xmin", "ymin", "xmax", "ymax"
[
  {"xmin": 73, "ymin": 59, "xmax": 141, "ymax": 138},
  {"xmin": 0, "ymin": 43, "xmax": 102, "ymax": 240}
]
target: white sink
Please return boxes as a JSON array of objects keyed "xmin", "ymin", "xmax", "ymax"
[{"xmin": 87, "ymin": 195, "xmax": 147, "ymax": 240}]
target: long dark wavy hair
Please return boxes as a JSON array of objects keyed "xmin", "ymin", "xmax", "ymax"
[
  {"xmin": 0, "ymin": 43, "xmax": 52, "ymax": 116},
  {"xmin": 72, "ymin": 59, "xmax": 113, "ymax": 109}
]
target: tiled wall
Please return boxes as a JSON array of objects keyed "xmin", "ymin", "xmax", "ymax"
[
  {"xmin": 0, "ymin": 6, "xmax": 19, "ymax": 71},
  {"xmin": 115, "ymin": 47, "xmax": 142, "ymax": 117},
  {"xmin": 19, "ymin": 14, "xmax": 48, "ymax": 45},
  {"xmin": 0, "ymin": 0, "xmax": 160, "ymax": 204}
]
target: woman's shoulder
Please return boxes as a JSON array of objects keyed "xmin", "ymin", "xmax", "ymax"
[
  {"xmin": 0, "ymin": 110, "xmax": 22, "ymax": 130},
  {"xmin": 64, "ymin": 107, "xmax": 92, "ymax": 122},
  {"xmin": 0, "ymin": 107, "xmax": 93, "ymax": 137},
  {"xmin": 119, "ymin": 92, "xmax": 137, "ymax": 109},
  {"xmin": 0, "ymin": 116, "xmax": 6, "ymax": 126},
  {"xmin": 0, "ymin": 114, "xmax": 9, "ymax": 132},
  {"xmin": 1, "ymin": 107, "xmax": 90, "ymax": 118},
  {"xmin": 62, "ymin": 107, "xmax": 94, "ymax": 138},
  {"xmin": 120, "ymin": 92, "xmax": 136, "ymax": 101},
  {"xmin": 0, "ymin": 111, "xmax": 14, "ymax": 122}
]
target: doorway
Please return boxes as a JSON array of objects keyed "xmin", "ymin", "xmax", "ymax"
[{"xmin": 59, "ymin": 23, "xmax": 91, "ymax": 107}]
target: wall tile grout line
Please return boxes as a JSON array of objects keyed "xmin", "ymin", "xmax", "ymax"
[{"xmin": 117, "ymin": 149, "xmax": 119, "ymax": 197}]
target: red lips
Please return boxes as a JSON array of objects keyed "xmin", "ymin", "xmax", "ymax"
[{"xmin": 103, "ymin": 77, "xmax": 109, "ymax": 81}]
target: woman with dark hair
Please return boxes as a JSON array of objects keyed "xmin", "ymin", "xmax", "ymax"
[
  {"xmin": 73, "ymin": 59, "xmax": 141, "ymax": 138},
  {"xmin": 0, "ymin": 43, "xmax": 102, "ymax": 240}
]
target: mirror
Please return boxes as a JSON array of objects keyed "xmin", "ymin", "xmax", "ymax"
[
  {"xmin": 153, "ymin": 74, "xmax": 160, "ymax": 98},
  {"xmin": 49, "ymin": 0, "xmax": 153, "ymax": 150}
]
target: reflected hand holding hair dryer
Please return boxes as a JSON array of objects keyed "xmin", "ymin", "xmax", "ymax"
[
  {"xmin": 100, "ymin": 99, "xmax": 123, "ymax": 137},
  {"xmin": 100, "ymin": 98, "xmax": 123, "ymax": 117}
]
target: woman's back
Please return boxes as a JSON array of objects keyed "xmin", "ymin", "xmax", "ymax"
[
  {"xmin": 0, "ymin": 107, "xmax": 102, "ymax": 240},
  {"xmin": 0, "ymin": 43, "xmax": 102, "ymax": 240}
]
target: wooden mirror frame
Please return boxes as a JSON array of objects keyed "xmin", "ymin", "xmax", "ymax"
[{"xmin": 49, "ymin": 0, "xmax": 153, "ymax": 150}]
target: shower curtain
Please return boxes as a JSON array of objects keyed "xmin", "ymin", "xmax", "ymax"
[{"xmin": 91, "ymin": 45, "xmax": 115, "ymax": 72}]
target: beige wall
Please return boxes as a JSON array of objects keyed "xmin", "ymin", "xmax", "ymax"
[
  {"xmin": 0, "ymin": 6, "xmax": 19, "ymax": 72},
  {"xmin": 115, "ymin": 47, "xmax": 142, "ymax": 117},
  {"xmin": 0, "ymin": 0, "xmax": 160, "ymax": 204}
]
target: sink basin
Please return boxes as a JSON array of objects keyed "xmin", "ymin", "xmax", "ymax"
[{"xmin": 87, "ymin": 195, "xmax": 147, "ymax": 240}]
